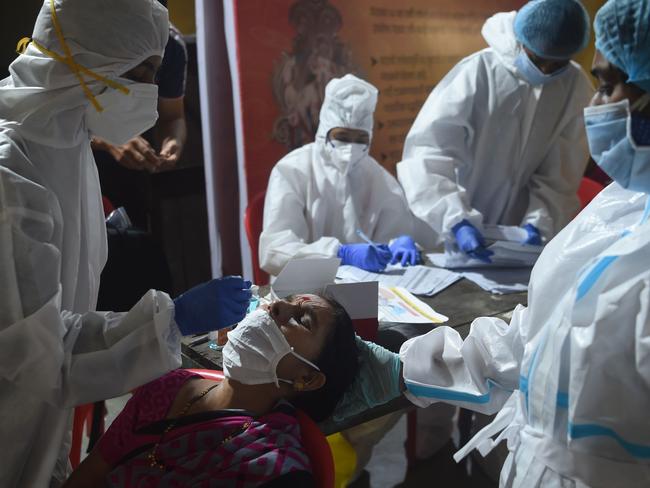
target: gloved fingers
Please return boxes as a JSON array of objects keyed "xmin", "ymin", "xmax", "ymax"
[
  {"xmin": 230, "ymin": 288, "xmax": 253, "ymax": 302},
  {"xmin": 218, "ymin": 275, "xmax": 247, "ymax": 289},
  {"xmin": 390, "ymin": 250, "xmax": 403, "ymax": 265},
  {"xmin": 468, "ymin": 247, "xmax": 493, "ymax": 263},
  {"xmin": 400, "ymin": 250, "xmax": 416, "ymax": 267},
  {"xmin": 224, "ymin": 302, "xmax": 248, "ymax": 321},
  {"xmin": 375, "ymin": 244, "xmax": 393, "ymax": 262}
]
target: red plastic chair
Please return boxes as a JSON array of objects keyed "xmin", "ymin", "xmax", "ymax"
[
  {"xmin": 188, "ymin": 369, "xmax": 335, "ymax": 488},
  {"xmin": 69, "ymin": 404, "xmax": 95, "ymax": 469},
  {"xmin": 102, "ymin": 196, "xmax": 115, "ymax": 217},
  {"xmin": 244, "ymin": 191, "xmax": 270, "ymax": 285},
  {"xmin": 578, "ymin": 177, "xmax": 605, "ymax": 209}
]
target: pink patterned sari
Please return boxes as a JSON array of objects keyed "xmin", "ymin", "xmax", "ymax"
[{"xmin": 97, "ymin": 369, "xmax": 312, "ymax": 487}]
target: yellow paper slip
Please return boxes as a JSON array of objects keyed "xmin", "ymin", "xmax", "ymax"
[{"xmin": 378, "ymin": 285, "xmax": 448, "ymax": 324}]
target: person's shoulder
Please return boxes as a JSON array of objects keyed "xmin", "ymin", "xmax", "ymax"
[
  {"xmin": 356, "ymin": 156, "xmax": 400, "ymax": 185},
  {"xmin": 273, "ymin": 144, "xmax": 315, "ymax": 173},
  {"xmin": 433, "ymin": 49, "xmax": 495, "ymax": 95}
]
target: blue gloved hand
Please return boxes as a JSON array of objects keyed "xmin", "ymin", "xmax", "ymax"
[
  {"xmin": 451, "ymin": 219, "xmax": 493, "ymax": 263},
  {"xmin": 389, "ymin": 235, "xmax": 421, "ymax": 267},
  {"xmin": 522, "ymin": 223, "xmax": 542, "ymax": 245},
  {"xmin": 173, "ymin": 276, "xmax": 252, "ymax": 336},
  {"xmin": 332, "ymin": 336, "xmax": 403, "ymax": 422},
  {"xmin": 338, "ymin": 243, "xmax": 392, "ymax": 272}
]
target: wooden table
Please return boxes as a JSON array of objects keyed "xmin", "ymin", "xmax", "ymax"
[{"xmin": 181, "ymin": 276, "xmax": 527, "ymax": 435}]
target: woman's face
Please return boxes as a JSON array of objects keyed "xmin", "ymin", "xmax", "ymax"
[
  {"xmin": 121, "ymin": 55, "xmax": 162, "ymax": 84},
  {"xmin": 268, "ymin": 294, "xmax": 335, "ymax": 380},
  {"xmin": 590, "ymin": 49, "xmax": 646, "ymax": 108}
]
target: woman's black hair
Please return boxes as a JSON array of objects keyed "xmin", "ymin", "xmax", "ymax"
[{"xmin": 289, "ymin": 297, "xmax": 359, "ymax": 422}]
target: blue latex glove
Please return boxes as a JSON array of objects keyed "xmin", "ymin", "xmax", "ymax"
[
  {"xmin": 451, "ymin": 219, "xmax": 493, "ymax": 263},
  {"xmin": 173, "ymin": 276, "xmax": 252, "ymax": 336},
  {"xmin": 332, "ymin": 336, "xmax": 403, "ymax": 422},
  {"xmin": 522, "ymin": 223, "xmax": 542, "ymax": 245},
  {"xmin": 389, "ymin": 235, "xmax": 421, "ymax": 267},
  {"xmin": 338, "ymin": 243, "xmax": 392, "ymax": 272}
]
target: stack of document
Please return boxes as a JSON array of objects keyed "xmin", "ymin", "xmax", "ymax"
[
  {"xmin": 427, "ymin": 242, "xmax": 542, "ymax": 269},
  {"xmin": 336, "ymin": 264, "xmax": 460, "ymax": 296},
  {"xmin": 428, "ymin": 224, "xmax": 544, "ymax": 269},
  {"xmin": 459, "ymin": 268, "xmax": 531, "ymax": 294}
]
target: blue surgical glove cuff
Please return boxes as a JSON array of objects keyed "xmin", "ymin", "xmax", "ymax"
[
  {"xmin": 338, "ymin": 242, "xmax": 392, "ymax": 272},
  {"xmin": 452, "ymin": 220, "xmax": 493, "ymax": 263},
  {"xmin": 522, "ymin": 223, "xmax": 543, "ymax": 245}
]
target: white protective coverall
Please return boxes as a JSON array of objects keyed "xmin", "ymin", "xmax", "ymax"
[
  {"xmin": 259, "ymin": 75, "xmax": 431, "ymax": 276},
  {"xmin": 400, "ymin": 182, "xmax": 650, "ymax": 487},
  {"xmin": 0, "ymin": 1, "xmax": 181, "ymax": 486},
  {"xmin": 397, "ymin": 12, "xmax": 593, "ymax": 243}
]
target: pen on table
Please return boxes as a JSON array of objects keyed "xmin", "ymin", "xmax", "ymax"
[{"xmin": 356, "ymin": 229, "xmax": 379, "ymax": 248}]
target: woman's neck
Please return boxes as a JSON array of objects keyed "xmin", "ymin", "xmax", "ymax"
[{"xmin": 206, "ymin": 378, "xmax": 289, "ymax": 416}]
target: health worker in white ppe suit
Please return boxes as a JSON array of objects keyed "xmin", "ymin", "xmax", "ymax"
[
  {"xmin": 335, "ymin": 0, "xmax": 650, "ymax": 485},
  {"xmin": 398, "ymin": 0, "xmax": 593, "ymax": 262},
  {"xmin": 259, "ymin": 74, "xmax": 429, "ymax": 277},
  {"xmin": 0, "ymin": 1, "xmax": 250, "ymax": 486}
]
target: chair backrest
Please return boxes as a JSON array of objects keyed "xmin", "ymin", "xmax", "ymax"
[
  {"xmin": 244, "ymin": 192, "xmax": 270, "ymax": 285},
  {"xmin": 578, "ymin": 177, "xmax": 605, "ymax": 209},
  {"xmin": 187, "ymin": 369, "xmax": 334, "ymax": 488}
]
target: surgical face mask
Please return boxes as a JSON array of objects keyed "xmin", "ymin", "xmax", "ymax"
[
  {"xmin": 584, "ymin": 95, "xmax": 650, "ymax": 193},
  {"xmin": 327, "ymin": 139, "xmax": 368, "ymax": 172},
  {"xmin": 85, "ymin": 79, "xmax": 159, "ymax": 146},
  {"xmin": 222, "ymin": 308, "xmax": 320, "ymax": 387},
  {"xmin": 514, "ymin": 51, "xmax": 569, "ymax": 86}
]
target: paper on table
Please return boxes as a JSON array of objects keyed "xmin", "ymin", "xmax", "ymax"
[
  {"xmin": 378, "ymin": 285, "xmax": 448, "ymax": 324},
  {"xmin": 482, "ymin": 224, "xmax": 528, "ymax": 243},
  {"xmin": 460, "ymin": 267, "xmax": 531, "ymax": 294},
  {"xmin": 272, "ymin": 257, "xmax": 340, "ymax": 298},
  {"xmin": 336, "ymin": 264, "xmax": 460, "ymax": 296},
  {"xmin": 427, "ymin": 241, "xmax": 543, "ymax": 269}
]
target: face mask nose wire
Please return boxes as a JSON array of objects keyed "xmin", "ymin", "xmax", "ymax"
[{"xmin": 15, "ymin": 0, "xmax": 130, "ymax": 112}]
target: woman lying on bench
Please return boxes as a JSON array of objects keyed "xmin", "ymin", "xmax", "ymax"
[{"xmin": 63, "ymin": 294, "xmax": 359, "ymax": 488}]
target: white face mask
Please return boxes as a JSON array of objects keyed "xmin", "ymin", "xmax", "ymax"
[
  {"xmin": 222, "ymin": 309, "xmax": 320, "ymax": 387},
  {"xmin": 327, "ymin": 140, "xmax": 368, "ymax": 172},
  {"xmin": 85, "ymin": 79, "xmax": 159, "ymax": 146}
]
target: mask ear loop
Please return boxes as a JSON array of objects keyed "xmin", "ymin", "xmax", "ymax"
[
  {"xmin": 15, "ymin": 0, "xmax": 130, "ymax": 112},
  {"xmin": 275, "ymin": 345, "xmax": 321, "ymax": 388}
]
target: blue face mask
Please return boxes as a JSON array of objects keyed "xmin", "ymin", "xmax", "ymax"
[
  {"xmin": 584, "ymin": 95, "xmax": 650, "ymax": 193},
  {"xmin": 514, "ymin": 50, "xmax": 569, "ymax": 86}
]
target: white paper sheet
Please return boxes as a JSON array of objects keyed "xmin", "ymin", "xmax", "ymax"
[
  {"xmin": 272, "ymin": 257, "xmax": 340, "ymax": 298},
  {"xmin": 336, "ymin": 264, "xmax": 461, "ymax": 296},
  {"xmin": 378, "ymin": 286, "xmax": 448, "ymax": 324},
  {"xmin": 427, "ymin": 241, "xmax": 543, "ymax": 269},
  {"xmin": 460, "ymin": 267, "xmax": 531, "ymax": 294},
  {"xmin": 482, "ymin": 224, "xmax": 529, "ymax": 243}
]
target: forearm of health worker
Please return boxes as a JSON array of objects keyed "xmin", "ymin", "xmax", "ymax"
[
  {"xmin": 0, "ymin": 213, "xmax": 181, "ymax": 408},
  {"xmin": 400, "ymin": 305, "xmax": 526, "ymax": 415},
  {"xmin": 396, "ymin": 62, "xmax": 484, "ymax": 241},
  {"xmin": 259, "ymin": 169, "xmax": 341, "ymax": 276},
  {"xmin": 522, "ymin": 110, "xmax": 591, "ymax": 241}
]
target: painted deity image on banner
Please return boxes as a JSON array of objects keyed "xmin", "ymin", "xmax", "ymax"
[{"xmin": 271, "ymin": 0, "xmax": 360, "ymax": 150}]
